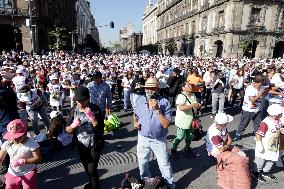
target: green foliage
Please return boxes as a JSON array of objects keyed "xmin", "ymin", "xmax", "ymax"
[
  {"xmin": 165, "ymin": 38, "xmax": 177, "ymax": 55},
  {"xmin": 239, "ymin": 41, "xmax": 250, "ymax": 52},
  {"xmin": 138, "ymin": 43, "xmax": 159, "ymax": 54},
  {"xmin": 157, "ymin": 42, "xmax": 163, "ymax": 53},
  {"xmin": 48, "ymin": 27, "xmax": 68, "ymax": 50}
]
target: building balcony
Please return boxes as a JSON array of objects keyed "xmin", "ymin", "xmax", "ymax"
[
  {"xmin": 211, "ymin": 26, "xmax": 225, "ymax": 34},
  {"xmin": 198, "ymin": 30, "xmax": 207, "ymax": 37},
  {"xmin": 200, "ymin": 2, "xmax": 209, "ymax": 11},
  {"xmin": 246, "ymin": 24, "xmax": 267, "ymax": 32}
]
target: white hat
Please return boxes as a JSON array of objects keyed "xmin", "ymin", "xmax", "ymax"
[
  {"xmin": 50, "ymin": 111, "xmax": 61, "ymax": 119},
  {"xmin": 16, "ymin": 68, "xmax": 25, "ymax": 74},
  {"xmin": 215, "ymin": 113, "xmax": 233, "ymax": 125},
  {"xmin": 267, "ymin": 104, "xmax": 283, "ymax": 116},
  {"xmin": 49, "ymin": 74, "xmax": 58, "ymax": 80}
]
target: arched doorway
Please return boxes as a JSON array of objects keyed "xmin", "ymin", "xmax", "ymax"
[
  {"xmin": 0, "ymin": 24, "xmax": 15, "ymax": 51},
  {"xmin": 214, "ymin": 40, "xmax": 223, "ymax": 58},
  {"xmin": 243, "ymin": 40, "xmax": 259, "ymax": 58},
  {"xmin": 273, "ymin": 41, "xmax": 284, "ymax": 58},
  {"xmin": 14, "ymin": 27, "xmax": 23, "ymax": 50}
]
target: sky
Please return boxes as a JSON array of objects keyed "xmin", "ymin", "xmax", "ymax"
[{"xmin": 91, "ymin": 0, "xmax": 157, "ymax": 47}]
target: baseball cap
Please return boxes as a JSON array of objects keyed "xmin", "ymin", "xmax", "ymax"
[
  {"xmin": 267, "ymin": 104, "xmax": 283, "ymax": 116},
  {"xmin": 215, "ymin": 113, "xmax": 233, "ymax": 125},
  {"xmin": 73, "ymin": 86, "xmax": 90, "ymax": 101},
  {"xmin": 3, "ymin": 119, "xmax": 27, "ymax": 140},
  {"xmin": 145, "ymin": 78, "xmax": 159, "ymax": 88}
]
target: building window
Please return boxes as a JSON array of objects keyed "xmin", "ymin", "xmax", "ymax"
[
  {"xmin": 280, "ymin": 11, "xmax": 284, "ymax": 29},
  {"xmin": 186, "ymin": 23, "xmax": 189, "ymax": 34},
  {"xmin": 0, "ymin": 0, "xmax": 10, "ymax": 8},
  {"xmin": 202, "ymin": 16, "xmax": 208, "ymax": 31},
  {"xmin": 250, "ymin": 8, "xmax": 262, "ymax": 26},
  {"xmin": 193, "ymin": 0, "xmax": 198, "ymax": 10},
  {"xmin": 192, "ymin": 21, "xmax": 196, "ymax": 34},
  {"xmin": 218, "ymin": 11, "xmax": 225, "ymax": 27}
]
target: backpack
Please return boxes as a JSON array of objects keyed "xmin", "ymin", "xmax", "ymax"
[{"xmin": 120, "ymin": 173, "xmax": 168, "ymax": 189}]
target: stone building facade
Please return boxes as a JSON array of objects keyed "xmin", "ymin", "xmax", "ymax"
[
  {"xmin": 143, "ymin": 0, "xmax": 158, "ymax": 45},
  {"xmin": 0, "ymin": 0, "xmax": 77, "ymax": 52},
  {"xmin": 156, "ymin": 0, "xmax": 284, "ymax": 58},
  {"xmin": 127, "ymin": 32, "xmax": 143, "ymax": 53}
]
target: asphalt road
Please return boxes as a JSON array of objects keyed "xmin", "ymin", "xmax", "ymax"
[{"xmin": 36, "ymin": 99, "xmax": 284, "ymax": 189}]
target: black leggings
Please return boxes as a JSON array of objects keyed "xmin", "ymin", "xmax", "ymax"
[{"xmin": 78, "ymin": 143, "xmax": 102, "ymax": 189}]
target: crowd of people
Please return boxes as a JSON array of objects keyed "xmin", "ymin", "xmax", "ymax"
[{"xmin": 0, "ymin": 50, "xmax": 283, "ymax": 188}]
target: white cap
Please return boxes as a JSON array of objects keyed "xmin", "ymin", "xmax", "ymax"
[
  {"xmin": 267, "ymin": 104, "xmax": 283, "ymax": 116},
  {"xmin": 49, "ymin": 74, "xmax": 58, "ymax": 80},
  {"xmin": 50, "ymin": 111, "xmax": 61, "ymax": 119},
  {"xmin": 16, "ymin": 68, "xmax": 25, "ymax": 74},
  {"xmin": 215, "ymin": 113, "xmax": 233, "ymax": 125}
]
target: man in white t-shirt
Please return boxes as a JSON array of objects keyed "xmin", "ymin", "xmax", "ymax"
[{"xmin": 234, "ymin": 75, "xmax": 270, "ymax": 141}]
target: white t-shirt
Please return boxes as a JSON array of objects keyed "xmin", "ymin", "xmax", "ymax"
[
  {"xmin": 12, "ymin": 76, "xmax": 26, "ymax": 93},
  {"xmin": 122, "ymin": 77, "xmax": 131, "ymax": 89},
  {"xmin": 156, "ymin": 72, "xmax": 168, "ymax": 89},
  {"xmin": 47, "ymin": 83, "xmax": 62, "ymax": 107},
  {"xmin": 271, "ymin": 74, "xmax": 284, "ymax": 88},
  {"xmin": 255, "ymin": 117, "xmax": 281, "ymax": 161},
  {"xmin": 1, "ymin": 138, "xmax": 39, "ymax": 176},
  {"xmin": 231, "ymin": 75, "xmax": 244, "ymax": 89},
  {"xmin": 242, "ymin": 85, "xmax": 263, "ymax": 112},
  {"xmin": 205, "ymin": 123, "xmax": 228, "ymax": 157}
]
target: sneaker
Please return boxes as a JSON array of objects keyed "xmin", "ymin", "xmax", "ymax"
[
  {"xmin": 261, "ymin": 172, "xmax": 277, "ymax": 180},
  {"xmin": 251, "ymin": 171, "xmax": 266, "ymax": 182},
  {"xmin": 210, "ymin": 114, "xmax": 215, "ymax": 118},
  {"xmin": 233, "ymin": 134, "xmax": 241, "ymax": 141}
]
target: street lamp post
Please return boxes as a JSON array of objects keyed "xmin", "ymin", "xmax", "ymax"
[{"xmin": 28, "ymin": 0, "xmax": 35, "ymax": 53}]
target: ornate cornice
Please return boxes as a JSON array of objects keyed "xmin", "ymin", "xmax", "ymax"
[{"xmin": 157, "ymin": 0, "xmax": 230, "ymax": 31}]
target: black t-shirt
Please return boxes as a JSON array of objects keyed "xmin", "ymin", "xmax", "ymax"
[{"xmin": 68, "ymin": 103, "xmax": 104, "ymax": 148}]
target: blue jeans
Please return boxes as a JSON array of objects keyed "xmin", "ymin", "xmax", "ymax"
[
  {"xmin": 137, "ymin": 134, "xmax": 175, "ymax": 188},
  {"xmin": 123, "ymin": 88, "xmax": 131, "ymax": 109}
]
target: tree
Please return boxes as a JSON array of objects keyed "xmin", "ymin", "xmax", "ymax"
[
  {"xmin": 156, "ymin": 42, "xmax": 163, "ymax": 54},
  {"xmin": 83, "ymin": 34, "xmax": 100, "ymax": 52},
  {"xmin": 48, "ymin": 27, "xmax": 68, "ymax": 50},
  {"xmin": 165, "ymin": 38, "xmax": 177, "ymax": 55},
  {"xmin": 137, "ymin": 43, "xmax": 159, "ymax": 54}
]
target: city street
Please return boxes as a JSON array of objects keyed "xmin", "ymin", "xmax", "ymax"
[{"xmin": 37, "ymin": 101, "xmax": 284, "ymax": 189}]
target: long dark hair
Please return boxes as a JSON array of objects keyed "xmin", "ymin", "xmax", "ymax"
[{"xmin": 47, "ymin": 115, "xmax": 66, "ymax": 139}]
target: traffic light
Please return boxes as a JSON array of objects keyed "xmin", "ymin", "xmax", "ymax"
[{"xmin": 110, "ymin": 21, "xmax": 114, "ymax": 28}]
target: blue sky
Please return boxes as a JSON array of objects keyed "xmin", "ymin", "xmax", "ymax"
[{"xmin": 91, "ymin": 0, "xmax": 157, "ymax": 47}]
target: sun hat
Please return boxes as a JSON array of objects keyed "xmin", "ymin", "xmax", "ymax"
[
  {"xmin": 3, "ymin": 119, "xmax": 27, "ymax": 140},
  {"xmin": 215, "ymin": 113, "xmax": 233, "ymax": 125},
  {"xmin": 73, "ymin": 86, "xmax": 90, "ymax": 101},
  {"xmin": 267, "ymin": 104, "xmax": 283, "ymax": 116},
  {"xmin": 145, "ymin": 78, "xmax": 159, "ymax": 88}
]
